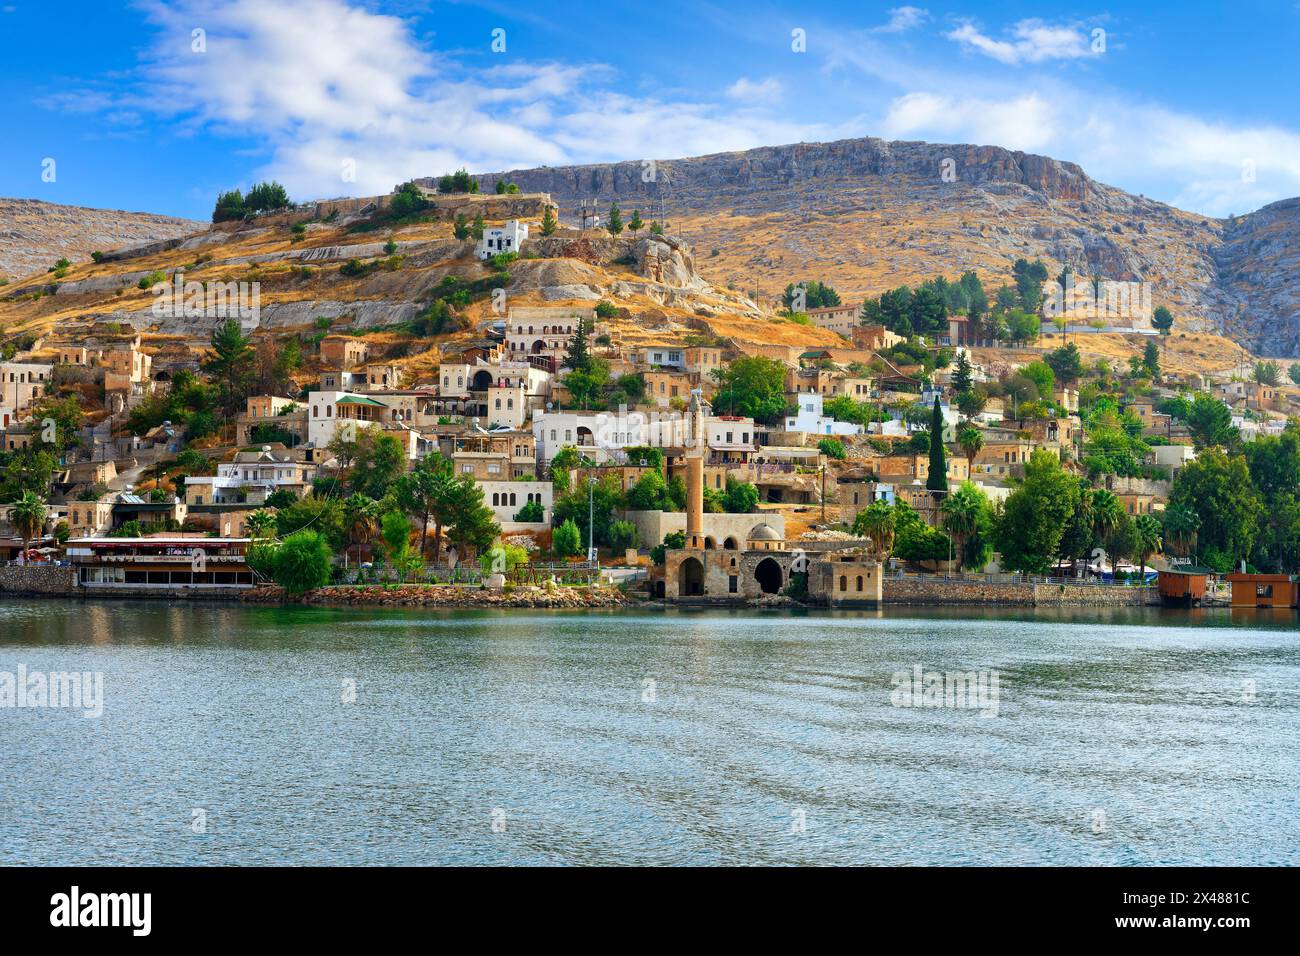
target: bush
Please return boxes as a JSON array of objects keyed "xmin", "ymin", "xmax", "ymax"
[
  {"xmin": 514, "ymin": 499, "xmax": 544, "ymax": 522},
  {"xmin": 818, "ymin": 438, "xmax": 846, "ymax": 460},
  {"xmin": 553, "ymin": 518, "xmax": 582, "ymax": 558},
  {"xmin": 138, "ymin": 270, "xmax": 167, "ymax": 290},
  {"xmin": 268, "ymin": 530, "xmax": 333, "ymax": 596},
  {"xmin": 595, "ymin": 301, "xmax": 618, "ymax": 319},
  {"xmin": 608, "ymin": 520, "xmax": 639, "ymax": 553}
]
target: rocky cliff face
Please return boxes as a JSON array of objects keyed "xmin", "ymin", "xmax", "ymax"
[
  {"xmin": 480, "ymin": 136, "xmax": 1299, "ymax": 356},
  {"xmin": 0, "ymin": 198, "xmax": 201, "ymax": 282}
]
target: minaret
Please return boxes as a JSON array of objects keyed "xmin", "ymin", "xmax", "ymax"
[{"xmin": 685, "ymin": 390, "xmax": 705, "ymax": 549}]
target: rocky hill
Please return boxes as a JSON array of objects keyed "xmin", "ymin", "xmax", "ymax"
[
  {"xmin": 0, "ymin": 198, "xmax": 201, "ymax": 283},
  {"xmin": 476, "ymin": 137, "xmax": 1300, "ymax": 356}
]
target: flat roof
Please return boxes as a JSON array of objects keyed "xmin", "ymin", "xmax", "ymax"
[{"xmin": 69, "ymin": 537, "xmax": 250, "ymax": 545}]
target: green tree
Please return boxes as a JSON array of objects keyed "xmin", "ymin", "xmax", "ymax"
[
  {"xmin": 271, "ymin": 530, "xmax": 333, "ymax": 596},
  {"xmin": 514, "ymin": 498, "xmax": 545, "ymax": 522},
  {"xmin": 711, "ymin": 356, "xmax": 789, "ymax": 425},
  {"xmin": 606, "ymin": 204, "xmax": 624, "ymax": 235},
  {"xmin": 246, "ymin": 509, "xmax": 277, "ymax": 538},
  {"xmin": 1151, "ymin": 306, "xmax": 1174, "ymax": 334},
  {"xmin": 349, "ymin": 429, "xmax": 406, "ymax": 500},
  {"xmin": 442, "ymin": 475, "xmax": 499, "ymax": 558},
  {"xmin": 202, "ymin": 319, "xmax": 255, "ymax": 417},
  {"xmin": 627, "ymin": 210, "xmax": 644, "ymax": 234},
  {"xmin": 852, "ymin": 500, "xmax": 895, "ymax": 554},
  {"xmin": 608, "ymin": 519, "xmax": 639, "ymax": 553},
  {"xmin": 1167, "ymin": 448, "xmax": 1262, "ymax": 566},
  {"xmin": 245, "ymin": 181, "xmax": 290, "ymax": 213},
  {"xmin": 994, "ymin": 451, "xmax": 1080, "ymax": 573},
  {"xmin": 389, "ymin": 181, "xmax": 428, "ymax": 218},
  {"xmin": 342, "ymin": 493, "xmax": 379, "ymax": 566},
  {"xmin": 722, "ymin": 478, "xmax": 759, "ymax": 514},
  {"xmin": 452, "ymin": 214, "xmax": 470, "ymax": 240},
  {"xmin": 818, "ymin": 437, "xmax": 846, "ymax": 460},
  {"xmin": 395, "ymin": 452, "xmax": 454, "ymax": 557},
  {"xmin": 275, "ymin": 495, "xmax": 346, "ymax": 551},
  {"xmin": 1185, "ymin": 393, "xmax": 1236, "ymax": 450},
  {"xmin": 926, "ymin": 396, "xmax": 948, "ymax": 492},
  {"xmin": 957, "ymin": 425, "xmax": 984, "ymax": 468},
  {"xmin": 540, "ymin": 207, "xmax": 558, "ymax": 236},
  {"xmin": 1289, "ymin": 364, "xmax": 1300, "ymax": 386},
  {"xmin": 1133, "ymin": 514, "xmax": 1163, "ymax": 579},
  {"xmin": 553, "ymin": 518, "xmax": 582, "ymax": 558},
  {"xmin": 940, "ymin": 481, "xmax": 993, "ymax": 571},
  {"xmin": 1143, "ymin": 340, "xmax": 1161, "ymax": 379},
  {"xmin": 1161, "ymin": 502, "xmax": 1201, "ymax": 559},
  {"xmin": 212, "ymin": 189, "xmax": 245, "ymax": 222},
  {"xmin": 378, "ymin": 510, "xmax": 422, "ymax": 582},
  {"xmin": 1045, "ymin": 342, "xmax": 1083, "ymax": 384},
  {"xmin": 952, "ymin": 351, "xmax": 973, "ymax": 393},
  {"xmin": 10, "ymin": 491, "xmax": 46, "ymax": 555},
  {"xmin": 1253, "ymin": 360, "xmax": 1280, "ymax": 387}
]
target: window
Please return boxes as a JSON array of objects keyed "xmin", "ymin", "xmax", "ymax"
[
  {"xmin": 839, "ymin": 575, "xmax": 848, "ymax": 592},
  {"xmin": 856, "ymin": 575, "xmax": 864, "ymax": 592},
  {"xmin": 728, "ymin": 576, "xmax": 738, "ymax": 594}
]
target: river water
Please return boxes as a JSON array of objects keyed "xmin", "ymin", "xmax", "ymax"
[{"xmin": 0, "ymin": 599, "xmax": 1296, "ymax": 865}]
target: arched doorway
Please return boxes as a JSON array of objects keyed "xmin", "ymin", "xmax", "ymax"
[
  {"xmin": 471, "ymin": 369, "xmax": 493, "ymax": 390},
  {"xmin": 531, "ymin": 340, "xmax": 546, "ymax": 354},
  {"xmin": 703, "ymin": 536, "xmax": 716, "ymax": 550},
  {"xmin": 678, "ymin": 557, "xmax": 704, "ymax": 597},
  {"xmin": 723, "ymin": 536, "xmax": 739, "ymax": 550},
  {"xmin": 754, "ymin": 557, "xmax": 783, "ymax": 594},
  {"xmin": 654, "ymin": 580, "xmax": 666, "ymax": 599}
]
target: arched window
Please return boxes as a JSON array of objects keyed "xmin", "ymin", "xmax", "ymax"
[
  {"xmin": 856, "ymin": 575, "xmax": 864, "ymax": 592},
  {"xmin": 509, "ymin": 493, "xmax": 517, "ymax": 506},
  {"xmin": 839, "ymin": 575, "xmax": 848, "ymax": 592}
]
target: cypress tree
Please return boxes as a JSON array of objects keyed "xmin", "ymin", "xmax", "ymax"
[{"xmin": 926, "ymin": 396, "xmax": 948, "ymax": 492}]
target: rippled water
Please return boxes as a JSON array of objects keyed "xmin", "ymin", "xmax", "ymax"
[{"xmin": 1, "ymin": 599, "xmax": 1296, "ymax": 865}]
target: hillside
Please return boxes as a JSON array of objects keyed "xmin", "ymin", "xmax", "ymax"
[
  {"xmin": 0, "ymin": 192, "xmax": 853, "ymax": 372},
  {"xmin": 473, "ymin": 137, "xmax": 1300, "ymax": 357},
  {"xmin": 0, "ymin": 198, "xmax": 201, "ymax": 283}
]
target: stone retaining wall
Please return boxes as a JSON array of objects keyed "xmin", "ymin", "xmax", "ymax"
[
  {"xmin": 883, "ymin": 577, "xmax": 1157, "ymax": 607},
  {"xmin": 0, "ymin": 565, "xmax": 78, "ymax": 595}
]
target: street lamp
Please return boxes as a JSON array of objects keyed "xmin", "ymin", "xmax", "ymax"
[{"xmin": 587, "ymin": 474, "xmax": 596, "ymax": 564}]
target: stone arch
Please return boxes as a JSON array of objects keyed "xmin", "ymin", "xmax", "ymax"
[
  {"xmin": 471, "ymin": 369, "xmax": 493, "ymax": 390},
  {"xmin": 531, "ymin": 339, "xmax": 546, "ymax": 354},
  {"xmin": 839, "ymin": 574, "xmax": 848, "ymax": 592},
  {"xmin": 755, "ymin": 557, "xmax": 783, "ymax": 595},
  {"xmin": 723, "ymin": 536, "xmax": 739, "ymax": 550},
  {"xmin": 703, "ymin": 536, "xmax": 716, "ymax": 550},
  {"xmin": 678, "ymin": 557, "xmax": 704, "ymax": 597},
  {"xmin": 654, "ymin": 579, "xmax": 666, "ymax": 599}
]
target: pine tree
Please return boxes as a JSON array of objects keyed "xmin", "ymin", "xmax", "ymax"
[
  {"xmin": 628, "ymin": 210, "xmax": 643, "ymax": 234},
  {"xmin": 953, "ymin": 351, "xmax": 973, "ymax": 394},
  {"xmin": 540, "ymin": 207, "xmax": 558, "ymax": 236},
  {"xmin": 606, "ymin": 204, "xmax": 623, "ymax": 235},
  {"xmin": 926, "ymin": 396, "xmax": 949, "ymax": 492},
  {"xmin": 471, "ymin": 213, "xmax": 485, "ymax": 240},
  {"xmin": 452, "ymin": 214, "xmax": 470, "ymax": 240},
  {"xmin": 563, "ymin": 317, "xmax": 592, "ymax": 372}
]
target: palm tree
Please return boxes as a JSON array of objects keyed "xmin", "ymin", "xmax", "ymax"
[
  {"xmin": 958, "ymin": 425, "xmax": 984, "ymax": 469},
  {"xmin": 1089, "ymin": 489, "xmax": 1124, "ymax": 571},
  {"xmin": 246, "ymin": 509, "xmax": 276, "ymax": 539},
  {"xmin": 1134, "ymin": 514, "xmax": 1163, "ymax": 580},
  {"xmin": 940, "ymin": 482, "xmax": 985, "ymax": 571},
  {"xmin": 1162, "ymin": 503, "xmax": 1201, "ymax": 559},
  {"xmin": 852, "ymin": 500, "xmax": 895, "ymax": 556},
  {"xmin": 10, "ymin": 492, "xmax": 47, "ymax": 560},
  {"xmin": 342, "ymin": 493, "xmax": 379, "ymax": 567}
]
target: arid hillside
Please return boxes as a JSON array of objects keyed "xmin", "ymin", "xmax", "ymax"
[
  {"xmin": 0, "ymin": 198, "xmax": 201, "ymax": 283},
  {"xmin": 477, "ymin": 136, "xmax": 1300, "ymax": 357}
]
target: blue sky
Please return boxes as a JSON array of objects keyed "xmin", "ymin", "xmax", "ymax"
[{"xmin": 3, "ymin": 0, "xmax": 1298, "ymax": 220}]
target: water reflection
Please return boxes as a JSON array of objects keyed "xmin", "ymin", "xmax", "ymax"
[{"xmin": 0, "ymin": 599, "xmax": 1296, "ymax": 865}]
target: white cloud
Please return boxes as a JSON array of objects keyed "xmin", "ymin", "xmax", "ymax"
[
  {"xmin": 110, "ymin": 0, "xmax": 822, "ymax": 198},
  {"xmin": 947, "ymin": 19, "xmax": 1100, "ymax": 66},
  {"xmin": 876, "ymin": 86, "xmax": 1300, "ymax": 216},
  {"xmin": 875, "ymin": 7, "xmax": 929, "ymax": 34},
  {"xmin": 725, "ymin": 76, "xmax": 783, "ymax": 102}
]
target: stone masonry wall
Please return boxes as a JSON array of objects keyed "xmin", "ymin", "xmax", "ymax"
[
  {"xmin": 883, "ymin": 577, "xmax": 1157, "ymax": 607},
  {"xmin": 0, "ymin": 565, "xmax": 78, "ymax": 595}
]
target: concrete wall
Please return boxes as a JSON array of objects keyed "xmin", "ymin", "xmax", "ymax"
[{"xmin": 883, "ymin": 577, "xmax": 1157, "ymax": 607}]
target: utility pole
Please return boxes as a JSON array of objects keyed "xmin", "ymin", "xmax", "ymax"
[{"xmin": 587, "ymin": 474, "xmax": 596, "ymax": 564}]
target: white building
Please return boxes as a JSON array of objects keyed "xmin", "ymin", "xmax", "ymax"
[
  {"xmin": 532, "ymin": 408, "xmax": 755, "ymax": 463},
  {"xmin": 185, "ymin": 447, "xmax": 315, "ymax": 505},
  {"xmin": 0, "ymin": 362, "xmax": 53, "ymax": 413},
  {"xmin": 479, "ymin": 480, "xmax": 552, "ymax": 524},
  {"xmin": 477, "ymin": 219, "xmax": 528, "ymax": 260},
  {"xmin": 486, "ymin": 383, "xmax": 528, "ymax": 429},
  {"xmin": 784, "ymin": 392, "xmax": 864, "ymax": 436}
]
